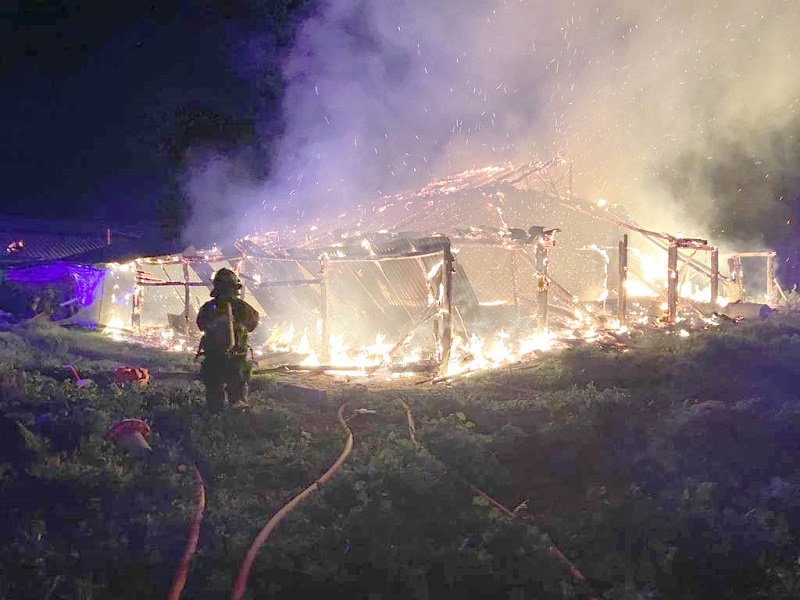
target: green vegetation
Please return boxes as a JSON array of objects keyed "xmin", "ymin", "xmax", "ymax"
[{"xmin": 3, "ymin": 317, "xmax": 800, "ymax": 598}]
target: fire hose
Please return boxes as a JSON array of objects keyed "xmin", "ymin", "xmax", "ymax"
[
  {"xmin": 103, "ymin": 415, "xmax": 206, "ymax": 600},
  {"xmin": 136, "ymin": 343, "xmax": 588, "ymax": 596},
  {"xmin": 223, "ymin": 397, "xmax": 601, "ymax": 598},
  {"xmin": 167, "ymin": 464, "xmax": 206, "ymax": 600},
  {"xmin": 231, "ymin": 400, "xmax": 355, "ymax": 600},
  {"xmin": 394, "ymin": 398, "xmax": 601, "ymax": 599}
]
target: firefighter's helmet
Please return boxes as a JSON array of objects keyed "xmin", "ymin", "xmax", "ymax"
[{"xmin": 211, "ymin": 268, "xmax": 242, "ymax": 297}]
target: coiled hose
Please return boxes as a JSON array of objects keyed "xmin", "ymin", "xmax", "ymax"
[
  {"xmin": 231, "ymin": 400, "xmax": 355, "ymax": 600},
  {"xmin": 167, "ymin": 464, "xmax": 206, "ymax": 600}
]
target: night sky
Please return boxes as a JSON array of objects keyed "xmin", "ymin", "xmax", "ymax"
[
  {"xmin": 0, "ymin": 1, "xmax": 292, "ymax": 227},
  {"xmin": 3, "ymin": 1, "xmax": 800, "ymax": 284}
]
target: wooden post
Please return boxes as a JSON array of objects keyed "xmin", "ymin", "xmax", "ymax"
[
  {"xmin": 432, "ymin": 318, "xmax": 441, "ymax": 361},
  {"xmin": 438, "ymin": 241, "xmax": 454, "ymax": 376},
  {"xmin": 767, "ymin": 252, "xmax": 776, "ymax": 303},
  {"xmin": 511, "ymin": 250, "xmax": 520, "ymax": 317},
  {"xmin": 319, "ymin": 253, "xmax": 331, "ymax": 364},
  {"xmin": 710, "ymin": 248, "xmax": 719, "ymax": 305},
  {"xmin": 617, "ymin": 234, "xmax": 628, "ymax": 324},
  {"xmin": 182, "ymin": 261, "xmax": 191, "ymax": 331},
  {"xmin": 131, "ymin": 262, "xmax": 143, "ymax": 332},
  {"xmin": 667, "ymin": 242, "xmax": 679, "ymax": 324},
  {"xmin": 131, "ymin": 285, "xmax": 142, "ymax": 331},
  {"xmin": 728, "ymin": 256, "xmax": 744, "ymax": 301},
  {"xmin": 536, "ymin": 242, "xmax": 549, "ymax": 334}
]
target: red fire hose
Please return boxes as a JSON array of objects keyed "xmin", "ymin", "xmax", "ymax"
[
  {"xmin": 167, "ymin": 464, "xmax": 206, "ymax": 600},
  {"xmin": 231, "ymin": 401, "xmax": 355, "ymax": 600}
]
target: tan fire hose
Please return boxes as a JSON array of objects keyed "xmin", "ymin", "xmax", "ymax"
[
  {"xmin": 231, "ymin": 400, "xmax": 356, "ymax": 600},
  {"xmin": 394, "ymin": 398, "xmax": 601, "ymax": 599}
]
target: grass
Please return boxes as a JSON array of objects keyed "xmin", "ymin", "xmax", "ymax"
[{"xmin": 3, "ymin": 316, "xmax": 800, "ymax": 598}]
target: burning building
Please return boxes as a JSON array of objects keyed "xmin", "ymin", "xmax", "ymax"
[
  {"xmin": 1, "ymin": 161, "xmax": 783, "ymax": 378},
  {"xmin": 110, "ymin": 159, "xmax": 781, "ymax": 377}
]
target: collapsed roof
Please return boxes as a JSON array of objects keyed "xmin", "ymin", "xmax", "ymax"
[
  {"xmin": 241, "ymin": 159, "xmax": 630, "ymax": 296},
  {"xmin": 245, "ymin": 159, "xmax": 624, "ymax": 251},
  {"xmin": 229, "ymin": 160, "xmax": 634, "ymax": 356}
]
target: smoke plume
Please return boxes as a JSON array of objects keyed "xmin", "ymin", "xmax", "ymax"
[{"xmin": 186, "ymin": 0, "xmax": 800, "ymax": 252}]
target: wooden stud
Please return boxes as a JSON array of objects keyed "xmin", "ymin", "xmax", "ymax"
[
  {"xmin": 438, "ymin": 241, "xmax": 455, "ymax": 376},
  {"xmin": 710, "ymin": 248, "xmax": 719, "ymax": 305},
  {"xmin": 536, "ymin": 242, "xmax": 549, "ymax": 334},
  {"xmin": 319, "ymin": 253, "xmax": 331, "ymax": 364},
  {"xmin": 618, "ymin": 234, "xmax": 628, "ymax": 323},
  {"xmin": 667, "ymin": 242, "xmax": 679, "ymax": 324}
]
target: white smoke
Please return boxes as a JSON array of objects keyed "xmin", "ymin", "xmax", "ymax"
[{"xmin": 187, "ymin": 0, "xmax": 800, "ymax": 248}]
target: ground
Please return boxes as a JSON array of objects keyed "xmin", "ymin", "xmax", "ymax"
[{"xmin": 2, "ymin": 317, "xmax": 800, "ymax": 599}]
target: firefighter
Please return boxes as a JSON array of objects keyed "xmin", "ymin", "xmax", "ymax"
[{"xmin": 196, "ymin": 268, "xmax": 259, "ymax": 412}]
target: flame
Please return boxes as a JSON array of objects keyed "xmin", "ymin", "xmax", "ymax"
[
  {"xmin": 444, "ymin": 329, "xmax": 556, "ymax": 377},
  {"xmin": 625, "ymin": 248, "xmax": 736, "ymax": 307},
  {"xmin": 103, "ymin": 317, "xmax": 127, "ymax": 342},
  {"xmin": 96, "ymin": 234, "xmax": 758, "ymax": 380}
]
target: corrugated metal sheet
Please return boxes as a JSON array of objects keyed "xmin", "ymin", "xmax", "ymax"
[
  {"xmin": 1, "ymin": 232, "xmax": 109, "ymax": 264},
  {"xmin": 240, "ymin": 236, "xmax": 485, "ymax": 348},
  {"xmin": 0, "ymin": 218, "xmax": 171, "ymax": 266}
]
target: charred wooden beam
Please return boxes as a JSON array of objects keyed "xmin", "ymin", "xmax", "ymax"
[
  {"xmin": 438, "ymin": 241, "xmax": 455, "ymax": 377},
  {"xmin": 710, "ymin": 248, "xmax": 719, "ymax": 305},
  {"xmin": 253, "ymin": 361, "xmax": 438, "ymax": 376},
  {"xmin": 132, "ymin": 265, "xmax": 143, "ymax": 331},
  {"xmin": 667, "ymin": 243, "xmax": 679, "ymax": 324},
  {"xmin": 242, "ymin": 245, "xmax": 447, "ymax": 262},
  {"xmin": 319, "ymin": 253, "xmax": 331, "ymax": 364},
  {"xmin": 253, "ymin": 278, "xmax": 322, "ymax": 288},
  {"xmin": 727, "ymin": 256, "xmax": 745, "ymax": 302},
  {"xmin": 618, "ymin": 234, "xmax": 628, "ymax": 324},
  {"xmin": 133, "ymin": 280, "xmax": 208, "ymax": 287},
  {"xmin": 767, "ymin": 252, "xmax": 776, "ymax": 302},
  {"xmin": 732, "ymin": 251, "xmax": 779, "ymax": 257},
  {"xmin": 535, "ymin": 243, "xmax": 549, "ymax": 334},
  {"xmin": 182, "ymin": 261, "xmax": 191, "ymax": 331}
]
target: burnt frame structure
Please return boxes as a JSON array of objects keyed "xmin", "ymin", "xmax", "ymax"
[{"xmin": 121, "ymin": 160, "xmax": 783, "ymax": 373}]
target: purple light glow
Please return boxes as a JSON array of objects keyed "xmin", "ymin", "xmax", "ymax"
[{"xmin": 6, "ymin": 263, "xmax": 105, "ymax": 308}]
